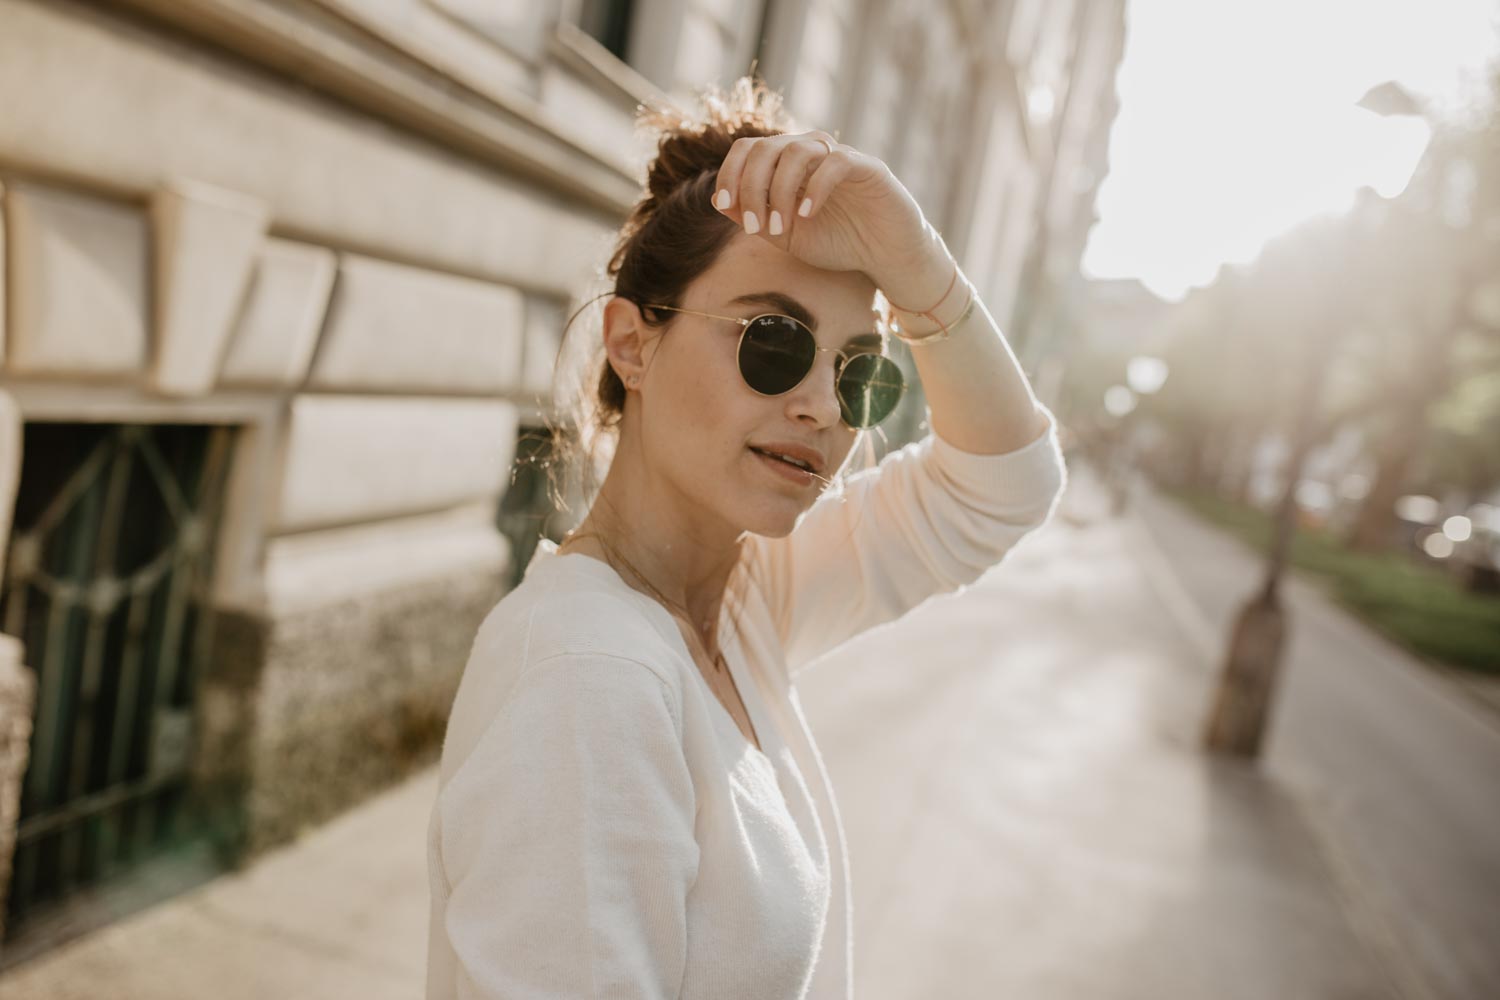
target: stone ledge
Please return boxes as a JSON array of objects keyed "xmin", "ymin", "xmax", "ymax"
[{"xmin": 107, "ymin": 0, "xmax": 642, "ymax": 213}]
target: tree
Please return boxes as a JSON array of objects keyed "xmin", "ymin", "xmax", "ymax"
[
  {"xmin": 1203, "ymin": 213, "xmax": 1366, "ymax": 758},
  {"xmin": 1344, "ymin": 78, "xmax": 1500, "ymax": 549}
]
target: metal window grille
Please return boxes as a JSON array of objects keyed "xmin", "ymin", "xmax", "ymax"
[{"xmin": 1, "ymin": 422, "xmax": 232, "ymax": 935}]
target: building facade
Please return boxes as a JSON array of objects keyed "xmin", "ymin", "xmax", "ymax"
[{"xmin": 0, "ymin": 0, "xmax": 1123, "ymax": 961}]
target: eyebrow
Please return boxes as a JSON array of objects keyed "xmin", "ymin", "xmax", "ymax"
[
  {"xmin": 729, "ymin": 291, "xmax": 818, "ymax": 330},
  {"xmin": 728, "ymin": 291, "xmax": 878, "ymax": 350}
]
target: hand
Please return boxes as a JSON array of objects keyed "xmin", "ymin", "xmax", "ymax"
[{"xmin": 710, "ymin": 130, "xmax": 953, "ymax": 299}]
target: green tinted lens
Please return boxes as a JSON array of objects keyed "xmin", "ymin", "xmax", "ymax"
[
  {"xmin": 739, "ymin": 315, "xmax": 816, "ymax": 394},
  {"xmin": 739, "ymin": 316, "xmax": 903, "ymax": 427},
  {"xmin": 837, "ymin": 353, "xmax": 904, "ymax": 428}
]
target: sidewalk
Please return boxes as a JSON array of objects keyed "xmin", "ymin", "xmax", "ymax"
[
  {"xmin": 0, "ymin": 764, "xmax": 437, "ymax": 999},
  {"xmin": 811, "ymin": 461, "xmax": 1395, "ymax": 1000},
  {"xmin": 0, "ymin": 462, "xmax": 1400, "ymax": 999}
]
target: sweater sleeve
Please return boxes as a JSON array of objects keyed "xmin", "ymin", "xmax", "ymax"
[
  {"xmin": 749, "ymin": 404, "xmax": 1068, "ymax": 680},
  {"xmin": 436, "ymin": 652, "xmax": 700, "ymax": 1000}
]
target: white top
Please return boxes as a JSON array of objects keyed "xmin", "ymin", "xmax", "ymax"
[{"xmin": 425, "ymin": 407, "xmax": 1068, "ymax": 999}]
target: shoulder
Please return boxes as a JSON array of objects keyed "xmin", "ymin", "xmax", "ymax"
[
  {"xmin": 472, "ymin": 564, "xmax": 685, "ymax": 698},
  {"xmin": 441, "ymin": 571, "xmax": 689, "ymax": 777},
  {"xmin": 530, "ymin": 586, "xmax": 678, "ymax": 674},
  {"xmin": 507, "ymin": 646, "xmax": 686, "ymax": 743}
]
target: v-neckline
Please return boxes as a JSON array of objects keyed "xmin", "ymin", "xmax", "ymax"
[
  {"xmin": 700, "ymin": 612, "xmax": 770, "ymax": 761},
  {"xmin": 531, "ymin": 538, "xmax": 776, "ymax": 764}
]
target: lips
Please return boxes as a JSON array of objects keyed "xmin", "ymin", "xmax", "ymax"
[{"xmin": 748, "ymin": 441, "xmax": 824, "ymax": 475}]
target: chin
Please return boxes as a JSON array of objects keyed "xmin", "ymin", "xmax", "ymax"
[
  {"xmin": 739, "ymin": 497, "xmax": 819, "ymax": 539},
  {"xmin": 745, "ymin": 519, "xmax": 796, "ymax": 540},
  {"xmin": 737, "ymin": 452, "xmax": 823, "ymax": 529}
]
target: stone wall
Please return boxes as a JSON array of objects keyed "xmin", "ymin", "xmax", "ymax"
[
  {"xmin": 0, "ymin": 0, "xmax": 581, "ymax": 934},
  {"xmin": 191, "ymin": 562, "xmax": 506, "ymax": 862}
]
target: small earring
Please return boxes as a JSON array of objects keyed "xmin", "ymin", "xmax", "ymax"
[{"xmin": 627, "ymin": 374, "xmax": 640, "ymax": 387}]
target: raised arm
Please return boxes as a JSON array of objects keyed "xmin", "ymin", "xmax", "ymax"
[
  {"xmin": 747, "ymin": 402, "xmax": 1065, "ymax": 679},
  {"xmin": 713, "ymin": 131, "xmax": 1069, "ymax": 678},
  {"xmin": 711, "ymin": 127, "xmax": 1056, "ymax": 459},
  {"xmin": 435, "ymin": 652, "xmax": 699, "ymax": 999}
]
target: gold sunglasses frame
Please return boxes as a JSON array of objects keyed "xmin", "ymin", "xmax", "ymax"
[{"xmin": 640, "ymin": 303, "xmax": 908, "ymax": 427}]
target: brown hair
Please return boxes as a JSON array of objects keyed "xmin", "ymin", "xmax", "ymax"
[{"xmin": 528, "ymin": 73, "xmax": 880, "ymax": 668}]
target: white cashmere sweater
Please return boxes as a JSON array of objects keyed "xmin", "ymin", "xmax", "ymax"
[{"xmin": 425, "ymin": 407, "xmax": 1068, "ymax": 999}]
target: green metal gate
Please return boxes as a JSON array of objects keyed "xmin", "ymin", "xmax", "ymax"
[{"xmin": 1, "ymin": 422, "xmax": 232, "ymax": 937}]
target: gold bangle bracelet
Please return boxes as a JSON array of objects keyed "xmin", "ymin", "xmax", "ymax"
[{"xmin": 891, "ymin": 280, "xmax": 977, "ymax": 345}]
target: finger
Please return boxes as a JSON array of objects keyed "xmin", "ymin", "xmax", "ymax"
[
  {"xmin": 734, "ymin": 137, "xmax": 790, "ymax": 238},
  {"xmin": 712, "ymin": 135, "xmax": 759, "ymax": 220},
  {"xmin": 797, "ymin": 131, "xmax": 839, "ymax": 217},
  {"xmin": 799, "ymin": 148, "xmax": 854, "ymax": 219},
  {"xmin": 767, "ymin": 138, "xmax": 827, "ymax": 241}
]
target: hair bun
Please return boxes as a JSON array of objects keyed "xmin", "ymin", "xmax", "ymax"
[{"xmin": 636, "ymin": 75, "xmax": 801, "ymax": 204}]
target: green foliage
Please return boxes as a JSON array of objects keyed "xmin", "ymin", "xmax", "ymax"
[{"xmin": 1168, "ymin": 487, "xmax": 1500, "ymax": 675}]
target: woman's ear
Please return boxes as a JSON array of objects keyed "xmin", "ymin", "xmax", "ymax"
[{"xmin": 602, "ymin": 296, "xmax": 654, "ymax": 386}]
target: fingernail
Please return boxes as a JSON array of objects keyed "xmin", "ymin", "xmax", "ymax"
[
  {"xmin": 769, "ymin": 210, "xmax": 783, "ymax": 235},
  {"xmin": 743, "ymin": 210, "xmax": 760, "ymax": 235},
  {"xmin": 798, "ymin": 197, "xmax": 812, "ymax": 217},
  {"xmin": 714, "ymin": 189, "xmax": 731, "ymax": 210}
]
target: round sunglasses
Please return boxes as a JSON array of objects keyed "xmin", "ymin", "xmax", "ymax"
[{"xmin": 639, "ymin": 303, "xmax": 907, "ymax": 429}]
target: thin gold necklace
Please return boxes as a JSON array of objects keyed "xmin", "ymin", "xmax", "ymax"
[
  {"xmin": 560, "ymin": 527, "xmax": 729, "ymax": 672},
  {"xmin": 560, "ymin": 530, "xmax": 757, "ymax": 749}
]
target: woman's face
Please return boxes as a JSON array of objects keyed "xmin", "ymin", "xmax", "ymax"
[{"xmin": 618, "ymin": 233, "xmax": 885, "ymax": 540}]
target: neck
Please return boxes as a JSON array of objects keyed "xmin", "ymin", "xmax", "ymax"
[{"xmin": 565, "ymin": 423, "xmax": 746, "ymax": 644}]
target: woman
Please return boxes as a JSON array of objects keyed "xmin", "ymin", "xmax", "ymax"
[{"xmin": 426, "ymin": 76, "xmax": 1067, "ymax": 999}]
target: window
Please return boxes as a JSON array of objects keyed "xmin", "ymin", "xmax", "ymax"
[
  {"xmin": 577, "ymin": 0, "xmax": 636, "ymax": 62},
  {"xmin": 1, "ymin": 422, "xmax": 233, "ymax": 941}
]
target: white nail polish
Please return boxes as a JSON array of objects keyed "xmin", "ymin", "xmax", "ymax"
[
  {"xmin": 798, "ymin": 197, "xmax": 812, "ymax": 217},
  {"xmin": 714, "ymin": 189, "xmax": 731, "ymax": 210},
  {"xmin": 744, "ymin": 210, "xmax": 760, "ymax": 235},
  {"xmin": 769, "ymin": 210, "xmax": 783, "ymax": 235}
]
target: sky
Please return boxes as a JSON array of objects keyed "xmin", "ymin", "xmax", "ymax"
[{"xmin": 1081, "ymin": 0, "xmax": 1500, "ymax": 302}]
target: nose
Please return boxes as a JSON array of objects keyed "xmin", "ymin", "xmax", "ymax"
[{"xmin": 784, "ymin": 350, "xmax": 843, "ymax": 428}]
